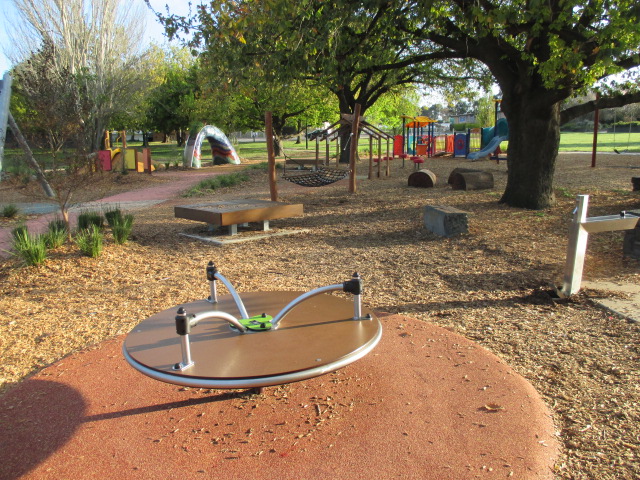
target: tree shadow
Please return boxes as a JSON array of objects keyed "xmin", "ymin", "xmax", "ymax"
[
  {"xmin": 0, "ymin": 379, "xmax": 86, "ymax": 480},
  {"xmin": 0, "ymin": 378, "xmax": 255, "ymax": 479}
]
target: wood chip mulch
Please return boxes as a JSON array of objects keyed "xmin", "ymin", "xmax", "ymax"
[{"xmin": 1, "ymin": 152, "xmax": 639, "ymax": 479}]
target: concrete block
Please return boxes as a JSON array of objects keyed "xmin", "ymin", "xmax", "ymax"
[{"xmin": 424, "ymin": 205, "xmax": 469, "ymax": 237}]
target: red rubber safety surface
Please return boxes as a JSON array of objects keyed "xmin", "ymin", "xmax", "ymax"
[{"xmin": 0, "ymin": 314, "xmax": 558, "ymax": 480}]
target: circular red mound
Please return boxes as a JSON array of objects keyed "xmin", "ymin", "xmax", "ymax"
[{"xmin": 0, "ymin": 314, "xmax": 558, "ymax": 480}]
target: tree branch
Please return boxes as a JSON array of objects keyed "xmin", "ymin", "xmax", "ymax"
[
  {"xmin": 560, "ymin": 91, "xmax": 640, "ymax": 125},
  {"xmin": 8, "ymin": 111, "xmax": 55, "ymax": 198}
]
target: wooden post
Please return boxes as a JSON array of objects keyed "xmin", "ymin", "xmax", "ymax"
[
  {"xmin": 325, "ymin": 136, "xmax": 330, "ymax": 168},
  {"xmin": 386, "ymin": 138, "xmax": 391, "ymax": 176},
  {"xmin": 315, "ymin": 137, "xmax": 320, "ymax": 166},
  {"xmin": 368, "ymin": 135, "xmax": 373, "ymax": 179},
  {"xmin": 143, "ymin": 148, "xmax": 152, "ymax": 174},
  {"xmin": 377, "ymin": 135, "xmax": 382, "ymax": 178},
  {"xmin": 349, "ymin": 104, "xmax": 361, "ymax": 193},
  {"xmin": 265, "ymin": 112, "xmax": 278, "ymax": 201},
  {"xmin": 591, "ymin": 93, "xmax": 600, "ymax": 168}
]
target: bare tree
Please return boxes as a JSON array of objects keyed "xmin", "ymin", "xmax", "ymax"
[
  {"xmin": 8, "ymin": 0, "xmax": 148, "ymax": 152},
  {"xmin": 5, "ymin": 0, "xmax": 152, "ymax": 231}
]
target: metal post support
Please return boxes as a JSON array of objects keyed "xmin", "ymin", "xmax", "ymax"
[
  {"xmin": 206, "ymin": 261, "xmax": 218, "ymax": 303},
  {"xmin": 178, "ymin": 334, "xmax": 194, "ymax": 370},
  {"xmin": 173, "ymin": 306, "xmax": 247, "ymax": 371},
  {"xmin": 174, "ymin": 307, "xmax": 194, "ymax": 371},
  {"xmin": 559, "ymin": 195, "xmax": 640, "ymax": 297},
  {"xmin": 560, "ymin": 195, "xmax": 590, "ymax": 297},
  {"xmin": 351, "ymin": 273, "xmax": 363, "ymax": 320}
]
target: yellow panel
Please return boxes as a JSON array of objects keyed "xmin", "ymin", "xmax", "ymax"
[{"xmin": 124, "ymin": 149, "xmax": 136, "ymax": 170}]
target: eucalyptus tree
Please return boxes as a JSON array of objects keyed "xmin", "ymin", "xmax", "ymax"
[{"xmin": 195, "ymin": 63, "xmax": 338, "ymax": 156}]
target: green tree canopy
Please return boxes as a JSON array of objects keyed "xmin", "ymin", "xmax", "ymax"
[
  {"xmin": 148, "ymin": 0, "xmax": 487, "ymax": 161},
  {"xmin": 408, "ymin": 0, "xmax": 640, "ymax": 208},
  {"xmin": 145, "ymin": 46, "xmax": 199, "ymax": 146}
]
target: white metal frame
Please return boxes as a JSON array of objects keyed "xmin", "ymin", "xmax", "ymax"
[{"xmin": 559, "ymin": 195, "xmax": 639, "ymax": 297}]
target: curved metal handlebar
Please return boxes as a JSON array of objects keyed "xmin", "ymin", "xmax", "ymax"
[
  {"xmin": 188, "ymin": 310, "xmax": 247, "ymax": 333},
  {"xmin": 270, "ymin": 284, "xmax": 343, "ymax": 329}
]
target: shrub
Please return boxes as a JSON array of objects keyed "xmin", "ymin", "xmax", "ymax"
[
  {"xmin": 243, "ymin": 162, "xmax": 282, "ymax": 171},
  {"xmin": 104, "ymin": 207, "xmax": 123, "ymax": 228},
  {"xmin": 75, "ymin": 224, "xmax": 104, "ymax": 258},
  {"xmin": 44, "ymin": 218, "xmax": 68, "ymax": 249},
  {"xmin": 183, "ymin": 172, "xmax": 250, "ymax": 197},
  {"xmin": 111, "ymin": 213, "xmax": 134, "ymax": 244},
  {"xmin": 77, "ymin": 211, "xmax": 104, "ymax": 231},
  {"xmin": 11, "ymin": 224, "xmax": 28, "ymax": 240},
  {"xmin": 12, "ymin": 228, "xmax": 47, "ymax": 266},
  {"xmin": 1, "ymin": 204, "xmax": 19, "ymax": 218}
]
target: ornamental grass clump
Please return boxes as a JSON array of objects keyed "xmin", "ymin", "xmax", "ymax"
[
  {"xmin": 104, "ymin": 207, "xmax": 123, "ymax": 228},
  {"xmin": 1, "ymin": 204, "xmax": 19, "ymax": 218},
  {"xmin": 183, "ymin": 172, "xmax": 249, "ymax": 197},
  {"xmin": 77, "ymin": 211, "xmax": 104, "ymax": 231},
  {"xmin": 11, "ymin": 227, "xmax": 47, "ymax": 266},
  {"xmin": 44, "ymin": 218, "xmax": 68, "ymax": 249},
  {"xmin": 110, "ymin": 213, "xmax": 134, "ymax": 244},
  {"xmin": 75, "ymin": 224, "xmax": 104, "ymax": 258}
]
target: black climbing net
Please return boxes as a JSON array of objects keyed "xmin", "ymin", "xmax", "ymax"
[{"xmin": 282, "ymin": 167, "xmax": 351, "ymax": 187}]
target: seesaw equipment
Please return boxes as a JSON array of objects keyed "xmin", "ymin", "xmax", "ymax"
[{"xmin": 123, "ymin": 262, "xmax": 382, "ymax": 390}]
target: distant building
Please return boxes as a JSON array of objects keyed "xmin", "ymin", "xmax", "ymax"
[{"xmin": 449, "ymin": 113, "xmax": 477, "ymax": 124}]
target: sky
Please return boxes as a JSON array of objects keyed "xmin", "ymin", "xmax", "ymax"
[{"xmin": 0, "ymin": 0, "xmax": 196, "ymax": 75}]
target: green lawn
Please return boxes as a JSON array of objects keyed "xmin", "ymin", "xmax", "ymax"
[{"xmin": 558, "ymin": 131, "xmax": 640, "ymax": 153}]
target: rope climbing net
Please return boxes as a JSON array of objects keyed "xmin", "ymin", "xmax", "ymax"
[{"xmin": 282, "ymin": 167, "xmax": 351, "ymax": 187}]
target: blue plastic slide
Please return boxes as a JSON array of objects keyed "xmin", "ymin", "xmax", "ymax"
[{"xmin": 467, "ymin": 135, "xmax": 508, "ymax": 160}]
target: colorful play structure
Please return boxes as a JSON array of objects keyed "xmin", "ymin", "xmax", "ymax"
[
  {"xmin": 396, "ymin": 101, "xmax": 509, "ymax": 163},
  {"xmin": 97, "ymin": 131, "xmax": 155, "ymax": 173},
  {"xmin": 183, "ymin": 125, "xmax": 241, "ymax": 168},
  {"xmin": 123, "ymin": 261, "xmax": 382, "ymax": 391}
]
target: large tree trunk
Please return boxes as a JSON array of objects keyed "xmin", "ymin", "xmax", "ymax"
[
  {"xmin": 273, "ymin": 135, "xmax": 283, "ymax": 156},
  {"xmin": 270, "ymin": 114, "xmax": 286, "ymax": 156},
  {"xmin": 338, "ymin": 128, "xmax": 352, "ymax": 164},
  {"xmin": 500, "ymin": 95, "xmax": 561, "ymax": 209}
]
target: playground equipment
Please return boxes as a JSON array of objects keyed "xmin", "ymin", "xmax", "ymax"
[
  {"xmin": 274, "ymin": 110, "xmax": 393, "ymax": 187},
  {"xmin": 398, "ymin": 115, "xmax": 436, "ymax": 158},
  {"xmin": 98, "ymin": 131, "xmax": 154, "ymax": 173},
  {"xmin": 184, "ymin": 125, "xmax": 241, "ymax": 168},
  {"xmin": 558, "ymin": 195, "xmax": 640, "ymax": 297},
  {"xmin": 467, "ymin": 117, "xmax": 509, "ymax": 160},
  {"xmin": 123, "ymin": 261, "xmax": 382, "ymax": 390}
]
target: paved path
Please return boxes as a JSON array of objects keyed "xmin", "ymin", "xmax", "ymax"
[{"xmin": 0, "ymin": 170, "xmax": 215, "ymax": 256}]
